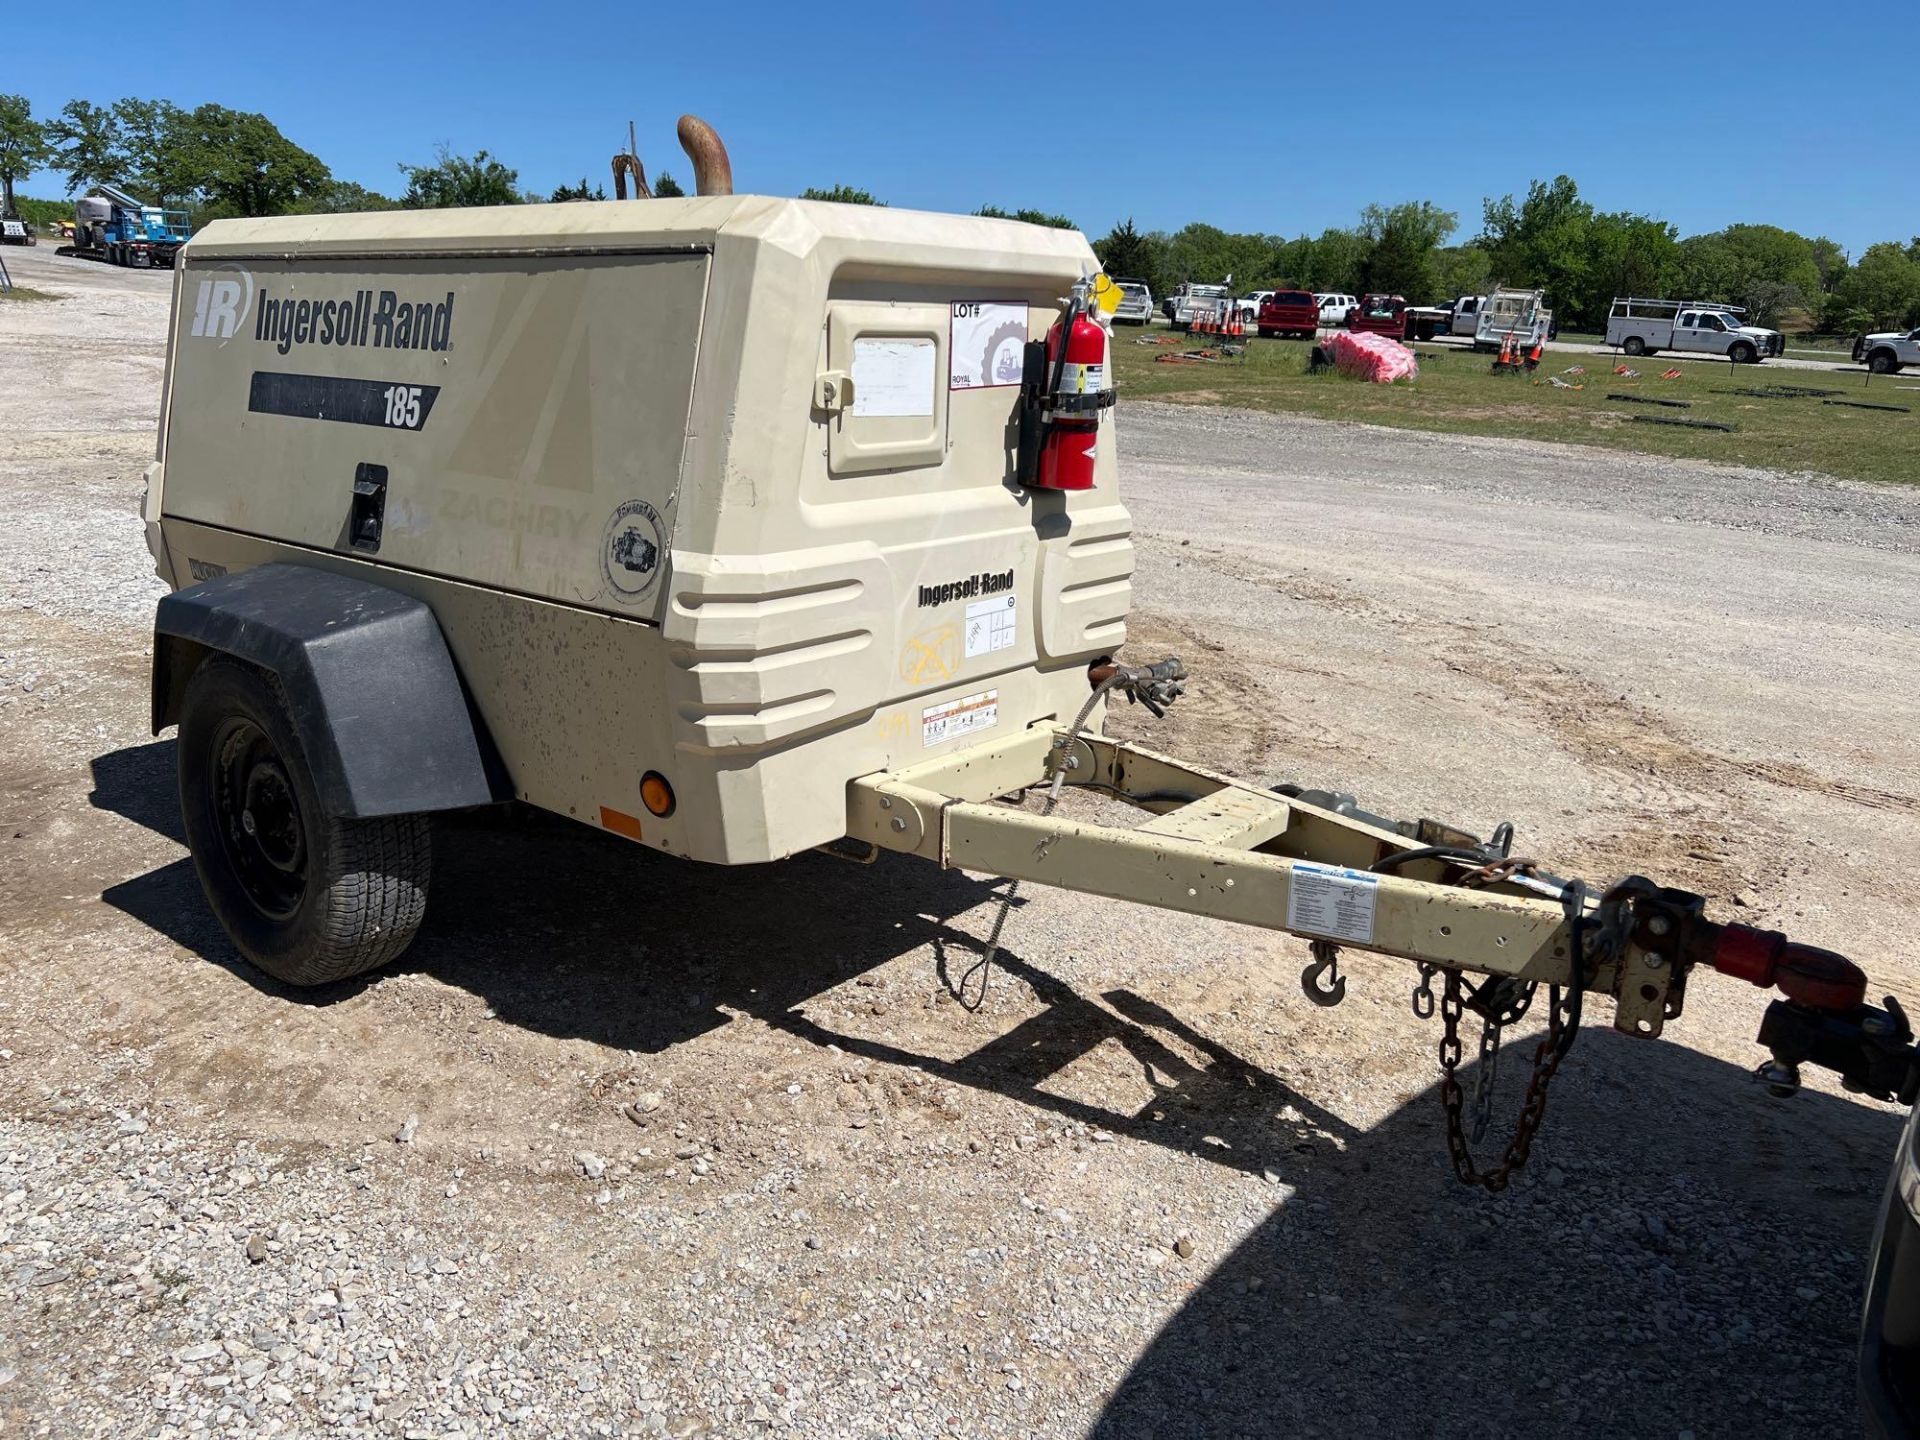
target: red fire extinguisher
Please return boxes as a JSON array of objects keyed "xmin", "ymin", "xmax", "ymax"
[{"xmin": 1019, "ymin": 278, "xmax": 1115, "ymax": 492}]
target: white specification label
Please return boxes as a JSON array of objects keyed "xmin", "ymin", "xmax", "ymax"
[
  {"xmin": 851, "ymin": 337, "xmax": 936, "ymax": 417},
  {"xmin": 1285, "ymin": 861, "xmax": 1378, "ymax": 945},
  {"xmin": 922, "ymin": 689, "xmax": 999, "ymax": 747},
  {"xmin": 964, "ymin": 594, "xmax": 1017, "ymax": 659}
]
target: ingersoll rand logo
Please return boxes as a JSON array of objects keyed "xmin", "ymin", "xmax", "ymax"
[
  {"xmin": 187, "ymin": 267, "xmax": 455, "ymax": 356},
  {"xmin": 188, "ymin": 268, "xmax": 256, "ymax": 343}
]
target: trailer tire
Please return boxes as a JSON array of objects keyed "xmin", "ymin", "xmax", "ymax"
[
  {"xmin": 1730, "ymin": 341, "xmax": 1756, "ymax": 365},
  {"xmin": 1622, "ymin": 336, "xmax": 1646, "ymax": 356},
  {"xmin": 178, "ymin": 657, "xmax": 431, "ymax": 988}
]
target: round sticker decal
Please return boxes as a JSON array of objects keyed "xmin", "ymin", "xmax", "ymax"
[{"xmin": 602, "ymin": 499, "xmax": 665, "ymax": 605}]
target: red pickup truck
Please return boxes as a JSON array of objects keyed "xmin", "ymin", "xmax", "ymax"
[{"xmin": 1255, "ymin": 288, "xmax": 1320, "ymax": 339}]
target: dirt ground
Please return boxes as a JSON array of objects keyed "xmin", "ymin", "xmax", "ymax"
[{"xmin": 2, "ymin": 245, "xmax": 1916, "ymax": 1439}]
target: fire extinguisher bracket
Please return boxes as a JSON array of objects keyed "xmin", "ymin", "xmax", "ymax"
[{"xmin": 1051, "ymin": 391, "xmax": 1117, "ymax": 415}]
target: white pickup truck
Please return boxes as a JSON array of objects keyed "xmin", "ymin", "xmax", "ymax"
[
  {"xmin": 1233, "ymin": 289, "xmax": 1273, "ymax": 322},
  {"xmin": 1853, "ymin": 326, "xmax": 1920, "ymax": 374},
  {"xmin": 1606, "ymin": 297, "xmax": 1784, "ymax": 363}
]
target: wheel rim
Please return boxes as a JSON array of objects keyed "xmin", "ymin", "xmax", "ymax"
[{"xmin": 211, "ymin": 717, "xmax": 307, "ymax": 919}]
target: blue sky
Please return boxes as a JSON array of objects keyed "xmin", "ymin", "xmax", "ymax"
[{"xmin": 10, "ymin": 0, "xmax": 1917, "ymax": 254}]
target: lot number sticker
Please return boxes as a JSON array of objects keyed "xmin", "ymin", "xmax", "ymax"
[
  {"xmin": 922, "ymin": 690, "xmax": 999, "ymax": 747},
  {"xmin": 1285, "ymin": 861, "xmax": 1378, "ymax": 945},
  {"xmin": 964, "ymin": 595, "xmax": 1017, "ymax": 659},
  {"xmin": 950, "ymin": 302, "xmax": 1029, "ymax": 389}
]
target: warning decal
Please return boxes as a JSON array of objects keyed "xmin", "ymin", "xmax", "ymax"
[
  {"xmin": 964, "ymin": 594, "xmax": 1017, "ymax": 659},
  {"xmin": 922, "ymin": 689, "xmax": 999, "ymax": 747},
  {"xmin": 1285, "ymin": 861, "xmax": 1378, "ymax": 945}
]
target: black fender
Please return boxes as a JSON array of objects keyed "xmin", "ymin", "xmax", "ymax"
[{"xmin": 152, "ymin": 563, "xmax": 510, "ymax": 818}]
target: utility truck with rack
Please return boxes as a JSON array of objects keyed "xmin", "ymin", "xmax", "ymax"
[
  {"xmin": 1606, "ymin": 297, "xmax": 1784, "ymax": 362},
  {"xmin": 140, "ymin": 117, "xmax": 1915, "ymax": 1212},
  {"xmin": 1473, "ymin": 286, "xmax": 1553, "ymax": 353},
  {"xmin": 1169, "ymin": 282, "xmax": 1232, "ymax": 332}
]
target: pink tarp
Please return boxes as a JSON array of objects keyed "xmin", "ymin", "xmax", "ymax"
[{"xmin": 1323, "ymin": 330, "xmax": 1419, "ymax": 383}]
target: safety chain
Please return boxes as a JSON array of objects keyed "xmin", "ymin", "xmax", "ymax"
[{"xmin": 1434, "ymin": 880, "xmax": 1593, "ymax": 1192}]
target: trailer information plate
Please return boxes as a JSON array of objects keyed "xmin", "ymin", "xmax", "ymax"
[
  {"xmin": 851, "ymin": 337, "xmax": 936, "ymax": 417},
  {"xmin": 1285, "ymin": 861, "xmax": 1378, "ymax": 945},
  {"xmin": 964, "ymin": 595, "xmax": 1017, "ymax": 659},
  {"xmin": 922, "ymin": 690, "xmax": 998, "ymax": 747}
]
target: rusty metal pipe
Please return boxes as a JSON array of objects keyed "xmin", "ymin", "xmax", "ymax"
[
  {"xmin": 676, "ymin": 115, "xmax": 733, "ymax": 197},
  {"xmin": 610, "ymin": 152, "xmax": 648, "ymax": 201}
]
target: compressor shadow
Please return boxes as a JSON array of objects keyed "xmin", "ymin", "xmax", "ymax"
[
  {"xmin": 93, "ymin": 741, "xmax": 1353, "ymax": 1178},
  {"xmin": 91, "ymin": 740, "xmax": 1904, "ymax": 1435}
]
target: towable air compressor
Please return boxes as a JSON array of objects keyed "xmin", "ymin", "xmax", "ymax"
[{"xmin": 141, "ymin": 118, "xmax": 1915, "ymax": 1195}]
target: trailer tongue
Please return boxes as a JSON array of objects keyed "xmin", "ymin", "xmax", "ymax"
[{"xmin": 848, "ymin": 659, "xmax": 1918, "ymax": 1190}]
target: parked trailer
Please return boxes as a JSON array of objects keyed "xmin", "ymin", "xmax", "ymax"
[
  {"xmin": 1344, "ymin": 295, "xmax": 1447, "ymax": 343},
  {"xmin": 141, "ymin": 120, "xmax": 1915, "ymax": 1211},
  {"xmin": 1472, "ymin": 286, "xmax": 1553, "ymax": 354},
  {"xmin": 1169, "ymin": 282, "xmax": 1232, "ymax": 332},
  {"xmin": 1347, "ymin": 293, "xmax": 1409, "ymax": 338},
  {"xmin": 1605, "ymin": 297, "xmax": 1783, "ymax": 363},
  {"xmin": 66, "ymin": 184, "xmax": 192, "ymax": 269}
]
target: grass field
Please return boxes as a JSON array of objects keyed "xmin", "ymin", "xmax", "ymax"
[
  {"xmin": 1113, "ymin": 330, "xmax": 1915, "ymax": 486},
  {"xmin": 0, "ymin": 285, "xmax": 58, "ymax": 303}
]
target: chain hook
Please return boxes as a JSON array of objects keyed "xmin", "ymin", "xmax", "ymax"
[{"xmin": 1301, "ymin": 940, "xmax": 1347, "ymax": 1007}]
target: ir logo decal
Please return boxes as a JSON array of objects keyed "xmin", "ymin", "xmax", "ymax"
[
  {"xmin": 188, "ymin": 266, "xmax": 256, "ymax": 345},
  {"xmin": 602, "ymin": 499, "xmax": 666, "ymax": 605}
]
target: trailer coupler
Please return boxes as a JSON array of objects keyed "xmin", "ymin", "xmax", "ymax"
[{"xmin": 846, "ymin": 717, "xmax": 1918, "ymax": 1186}]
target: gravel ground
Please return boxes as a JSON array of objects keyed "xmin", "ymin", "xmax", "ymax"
[{"xmin": 1, "ymin": 246, "xmax": 1915, "ymax": 1439}]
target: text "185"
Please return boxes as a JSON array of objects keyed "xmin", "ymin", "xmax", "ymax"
[{"xmin": 382, "ymin": 385, "xmax": 423, "ymax": 429}]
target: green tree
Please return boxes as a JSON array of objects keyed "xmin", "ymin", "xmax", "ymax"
[
  {"xmin": 47, "ymin": 99, "xmax": 120, "ymax": 193},
  {"xmin": 110, "ymin": 98, "xmax": 195, "ymax": 205},
  {"xmin": 400, "ymin": 146, "xmax": 520, "ymax": 209},
  {"xmin": 1809, "ymin": 236, "xmax": 1849, "ymax": 295},
  {"xmin": 549, "ymin": 177, "xmax": 605, "ymax": 202},
  {"xmin": 1264, "ymin": 234, "xmax": 1314, "ymax": 287},
  {"xmin": 1478, "ymin": 175, "xmax": 1596, "ymax": 313},
  {"xmin": 652, "ymin": 170, "xmax": 685, "ymax": 198},
  {"xmin": 1577, "ymin": 211, "xmax": 1679, "ymax": 327},
  {"xmin": 1095, "ymin": 218, "xmax": 1160, "ymax": 290},
  {"xmin": 0, "ymin": 95, "xmax": 54, "ymax": 219},
  {"xmin": 1674, "ymin": 224, "xmax": 1823, "ymax": 323},
  {"xmin": 1832, "ymin": 242, "xmax": 1920, "ymax": 329},
  {"xmin": 1357, "ymin": 200, "xmax": 1457, "ymax": 297},
  {"xmin": 1430, "ymin": 244, "xmax": 1493, "ymax": 301},
  {"xmin": 300, "ymin": 180, "xmax": 402, "ymax": 214},
  {"xmin": 1301, "ymin": 227, "xmax": 1369, "ymax": 293},
  {"xmin": 173, "ymin": 105, "xmax": 328, "ymax": 216},
  {"xmin": 1159, "ymin": 222, "xmax": 1275, "ymax": 288},
  {"xmin": 801, "ymin": 184, "xmax": 882, "ymax": 205},
  {"xmin": 975, "ymin": 204, "xmax": 1076, "ymax": 229}
]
